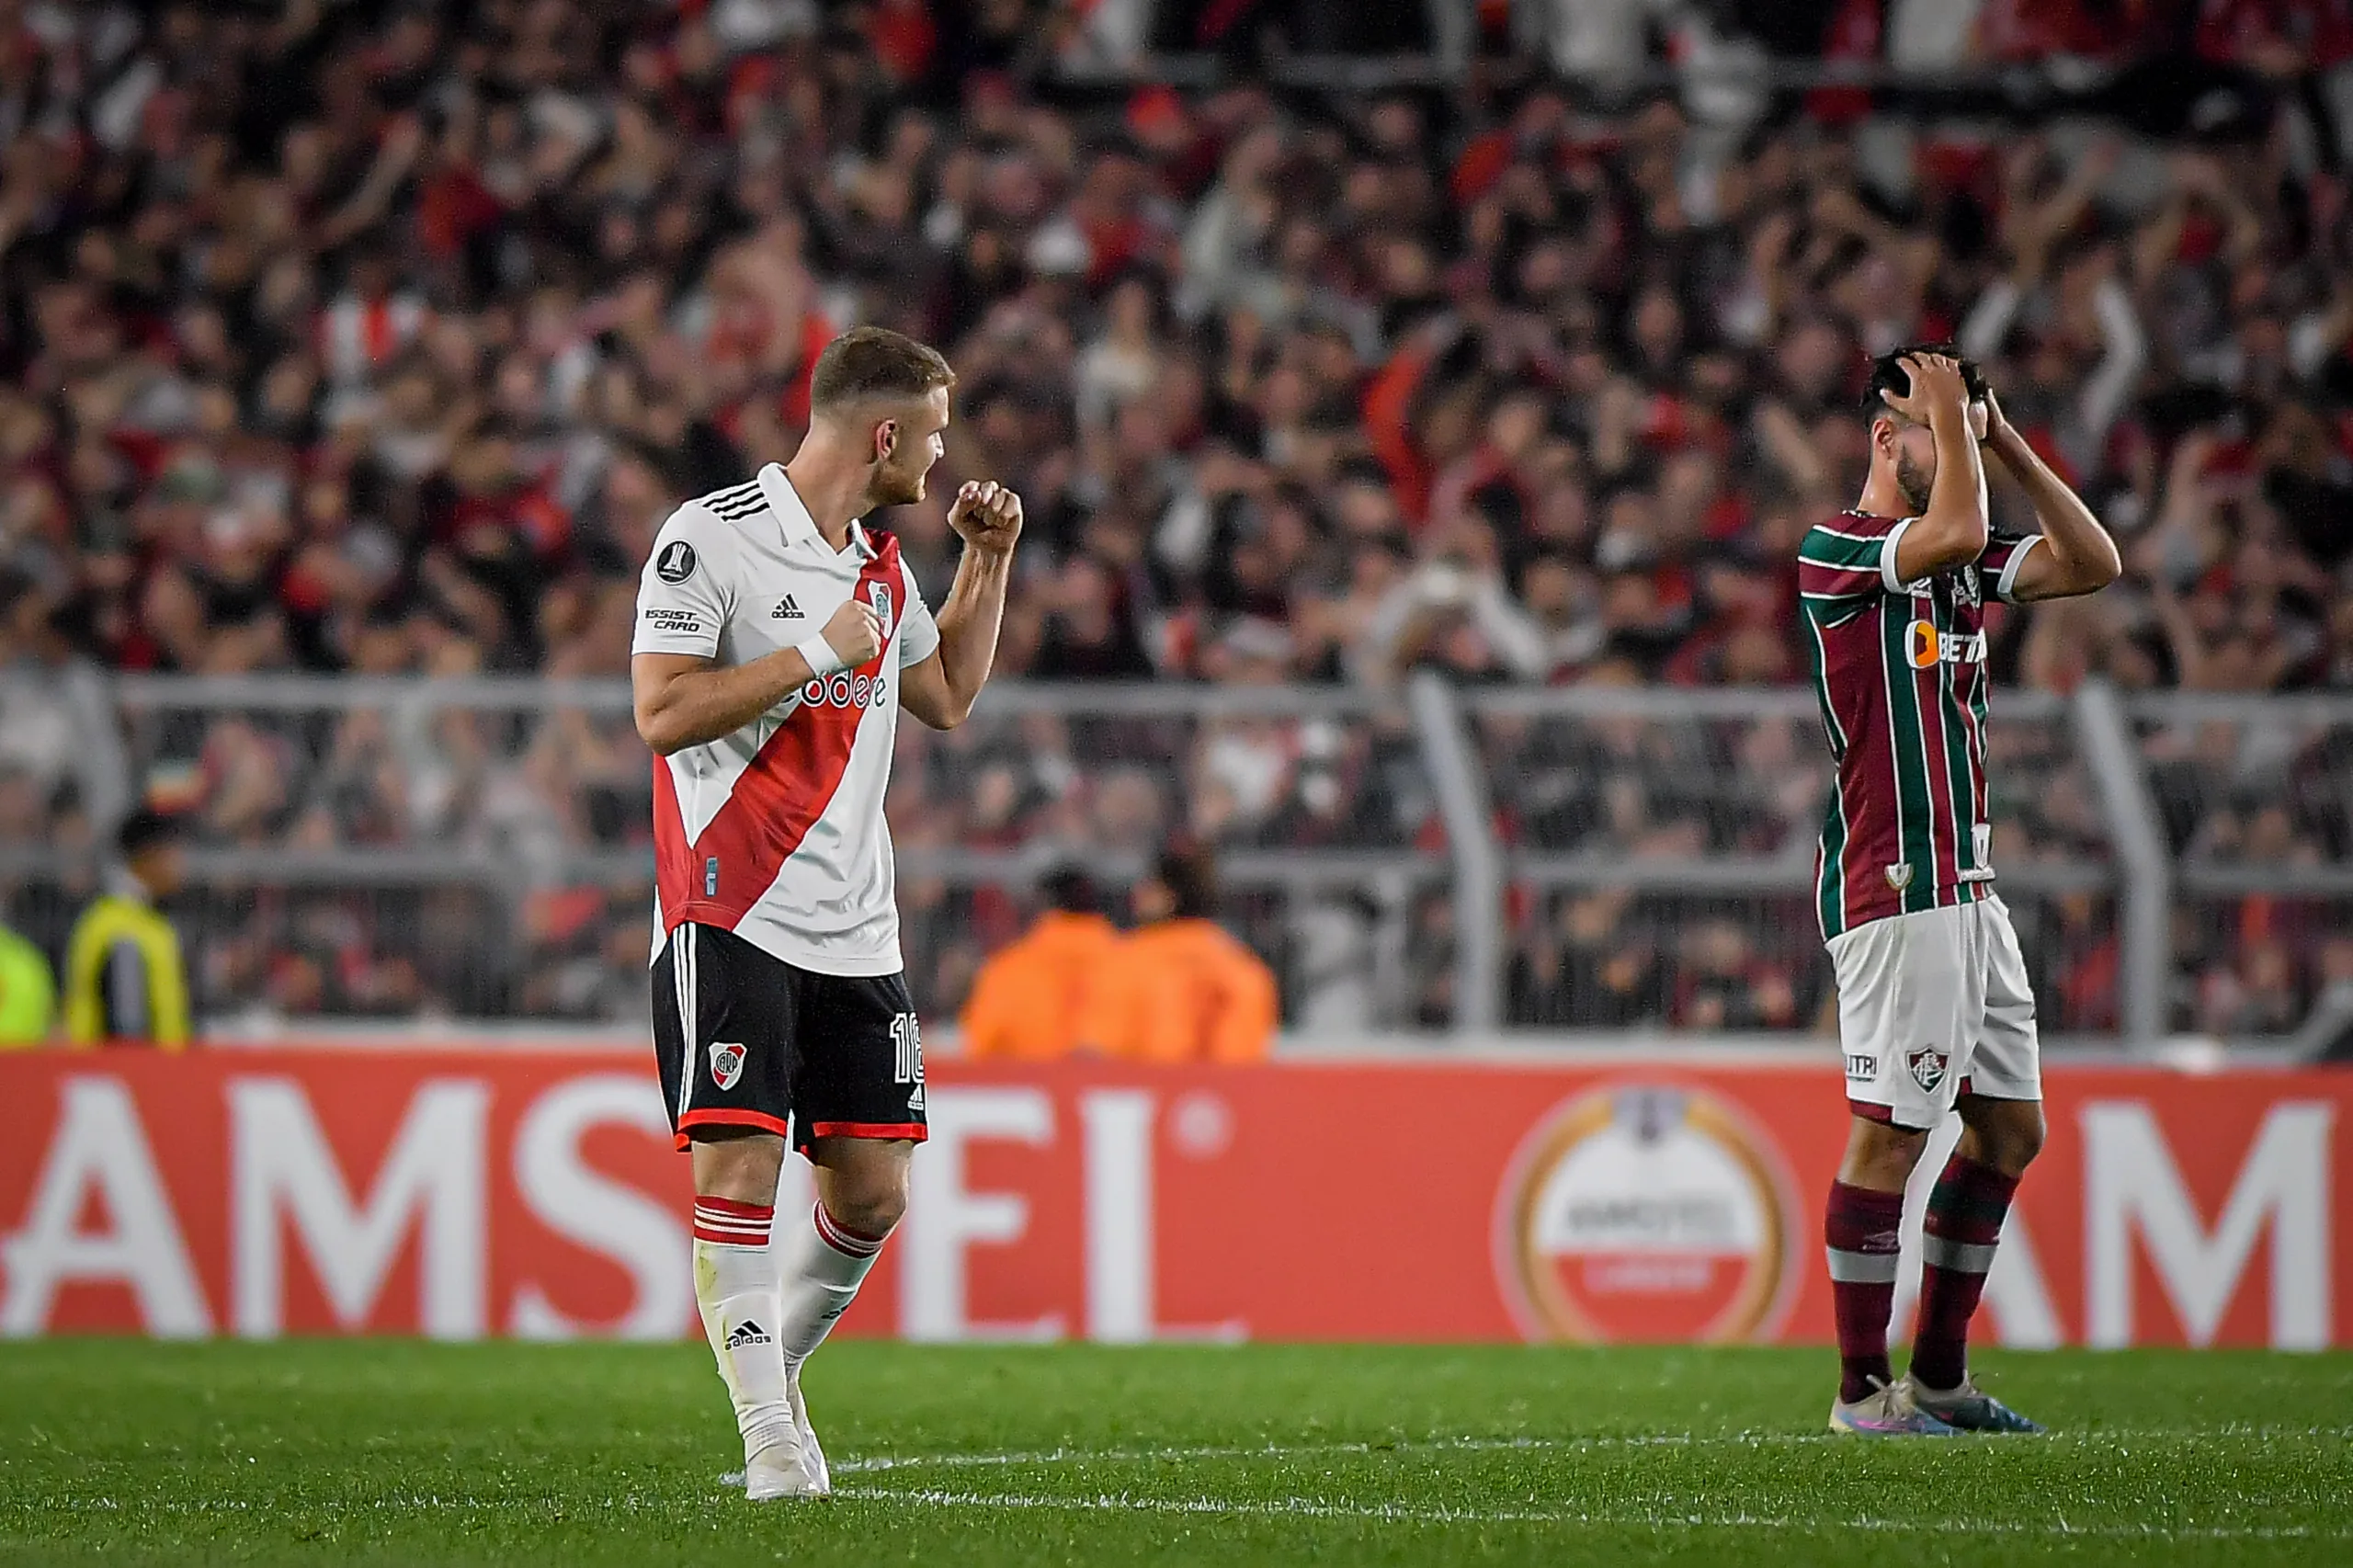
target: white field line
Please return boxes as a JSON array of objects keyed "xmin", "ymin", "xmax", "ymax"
[
  {"xmin": 826, "ymin": 1423, "xmax": 2353, "ymax": 1477},
  {"xmin": 842, "ymin": 1483, "xmax": 2353, "ymax": 1544}
]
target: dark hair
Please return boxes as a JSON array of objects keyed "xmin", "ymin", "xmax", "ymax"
[
  {"xmin": 1153, "ymin": 843, "xmax": 1219, "ymax": 921},
  {"xmin": 808, "ymin": 326, "xmax": 955, "ymax": 413},
  {"xmin": 1039, "ymin": 865, "xmax": 1099, "ymax": 915},
  {"xmin": 1865, "ymin": 344, "xmax": 1988, "ymax": 418},
  {"xmin": 117, "ymin": 809, "xmax": 183, "ymax": 858}
]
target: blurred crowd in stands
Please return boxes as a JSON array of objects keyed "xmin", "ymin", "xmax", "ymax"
[{"xmin": 2, "ymin": 0, "xmax": 2349, "ymax": 1036}]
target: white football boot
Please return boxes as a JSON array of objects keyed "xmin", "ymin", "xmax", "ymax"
[
  {"xmin": 1827, "ymin": 1377, "xmax": 1960, "ymax": 1437},
  {"xmin": 785, "ymin": 1363, "xmax": 831, "ymax": 1495},
  {"xmin": 743, "ymin": 1418, "xmax": 819, "ymax": 1501}
]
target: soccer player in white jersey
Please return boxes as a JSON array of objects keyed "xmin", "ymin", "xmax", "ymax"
[
  {"xmin": 630, "ymin": 326, "xmax": 1021, "ymax": 1500},
  {"xmin": 1799, "ymin": 349, "xmax": 2119, "ymax": 1436}
]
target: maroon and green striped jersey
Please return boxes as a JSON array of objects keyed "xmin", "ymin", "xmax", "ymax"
[{"xmin": 1798, "ymin": 509, "xmax": 2042, "ymax": 939}]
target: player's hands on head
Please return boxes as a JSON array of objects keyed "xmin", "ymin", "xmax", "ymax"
[
  {"xmin": 1974, "ymin": 385, "xmax": 2010, "ymax": 445},
  {"xmin": 823, "ymin": 598, "xmax": 884, "ymax": 668},
  {"xmin": 949, "ymin": 480, "xmax": 1024, "ymax": 556},
  {"xmin": 1882, "ymin": 353, "xmax": 1970, "ymax": 425}
]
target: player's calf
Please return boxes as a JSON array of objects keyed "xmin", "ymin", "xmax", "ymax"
[
  {"xmin": 687, "ymin": 1173, "xmax": 811, "ymax": 1497},
  {"xmin": 772, "ymin": 1138, "xmax": 913, "ymax": 1496},
  {"xmin": 1825, "ymin": 1117, "xmax": 1928, "ymax": 1409},
  {"xmin": 1907, "ymin": 1096, "xmax": 2046, "ymax": 1430}
]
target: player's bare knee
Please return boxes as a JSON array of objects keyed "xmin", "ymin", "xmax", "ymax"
[
  {"xmin": 825, "ymin": 1178, "xmax": 905, "ymax": 1240},
  {"xmin": 1962, "ymin": 1098, "xmax": 2045, "ymax": 1176},
  {"xmin": 689, "ymin": 1130, "xmax": 785, "ymax": 1204},
  {"xmin": 814, "ymin": 1145, "xmax": 910, "ymax": 1238},
  {"xmin": 1840, "ymin": 1117, "xmax": 1928, "ymax": 1188}
]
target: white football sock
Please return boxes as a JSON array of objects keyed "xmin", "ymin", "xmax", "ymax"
[
  {"xmin": 691, "ymin": 1198, "xmax": 794, "ymax": 1457},
  {"xmin": 777, "ymin": 1203, "xmax": 888, "ymax": 1364}
]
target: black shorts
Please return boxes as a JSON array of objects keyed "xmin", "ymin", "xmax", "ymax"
[{"xmin": 651, "ymin": 922, "xmax": 926, "ymax": 1155}]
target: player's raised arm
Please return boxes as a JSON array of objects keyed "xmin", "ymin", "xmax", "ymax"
[
  {"xmin": 1880, "ymin": 353, "xmax": 1991, "ymax": 583},
  {"xmin": 900, "ymin": 479, "xmax": 1022, "ymax": 732},
  {"xmin": 1979, "ymin": 388, "xmax": 2123, "ymax": 603}
]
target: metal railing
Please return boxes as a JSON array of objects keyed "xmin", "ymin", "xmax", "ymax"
[{"xmin": 3, "ymin": 673, "xmax": 2347, "ymax": 1053}]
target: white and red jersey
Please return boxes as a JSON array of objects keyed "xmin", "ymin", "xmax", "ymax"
[
  {"xmin": 632, "ymin": 462, "xmax": 940, "ymax": 976},
  {"xmin": 320, "ymin": 291, "xmax": 430, "ymax": 385}
]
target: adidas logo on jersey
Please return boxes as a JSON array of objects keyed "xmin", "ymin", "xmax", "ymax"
[
  {"xmin": 725, "ymin": 1319, "xmax": 771, "ymax": 1350},
  {"xmin": 771, "ymin": 595, "xmax": 805, "ymax": 619}
]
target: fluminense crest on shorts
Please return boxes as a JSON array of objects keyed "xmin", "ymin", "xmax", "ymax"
[{"xmin": 1905, "ymin": 1046, "xmax": 1949, "ymax": 1094}]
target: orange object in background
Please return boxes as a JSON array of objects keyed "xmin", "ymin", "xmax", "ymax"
[
  {"xmin": 1086, "ymin": 918, "xmax": 1278, "ymax": 1064},
  {"xmin": 961, "ymin": 909, "xmax": 1122, "ymax": 1061},
  {"xmin": 1081, "ymin": 844, "xmax": 1278, "ymax": 1064}
]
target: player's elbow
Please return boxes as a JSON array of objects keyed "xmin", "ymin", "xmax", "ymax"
[
  {"xmin": 2072, "ymin": 562, "xmax": 2122, "ymax": 597},
  {"xmin": 634, "ymin": 702, "xmax": 689, "ymax": 756},
  {"xmin": 2083, "ymin": 544, "xmax": 2123, "ymax": 592},
  {"xmin": 2039, "ymin": 543, "xmax": 2123, "ymax": 600},
  {"xmin": 911, "ymin": 690, "xmax": 974, "ymax": 731}
]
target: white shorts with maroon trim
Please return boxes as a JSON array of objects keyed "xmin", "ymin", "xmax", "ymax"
[{"xmin": 1826, "ymin": 894, "xmax": 2040, "ymax": 1131}]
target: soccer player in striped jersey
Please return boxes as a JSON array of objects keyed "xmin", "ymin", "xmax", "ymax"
[{"xmin": 1799, "ymin": 348, "xmax": 2120, "ymax": 1437}]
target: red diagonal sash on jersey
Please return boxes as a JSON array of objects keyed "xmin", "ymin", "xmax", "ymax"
[{"xmin": 654, "ymin": 537, "xmax": 904, "ymax": 934}]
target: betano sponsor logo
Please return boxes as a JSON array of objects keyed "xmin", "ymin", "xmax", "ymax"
[
  {"xmin": 1495, "ymin": 1085, "xmax": 1800, "ymax": 1345},
  {"xmin": 1908, "ymin": 619, "xmax": 1987, "ymax": 668}
]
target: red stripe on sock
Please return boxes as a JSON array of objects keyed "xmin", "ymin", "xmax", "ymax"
[
  {"xmin": 691, "ymin": 1205, "xmax": 767, "ymax": 1233},
  {"xmin": 692, "ymin": 1197, "xmax": 774, "ymax": 1249},
  {"xmin": 696, "ymin": 1197, "xmax": 776, "ymax": 1221},
  {"xmin": 813, "ymin": 1203, "xmax": 887, "ymax": 1257}
]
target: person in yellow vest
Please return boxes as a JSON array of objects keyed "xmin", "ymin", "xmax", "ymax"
[
  {"xmin": 64, "ymin": 810, "xmax": 192, "ymax": 1050},
  {"xmin": 960, "ymin": 868, "xmax": 1122, "ymax": 1060},
  {"xmin": 1083, "ymin": 844, "xmax": 1279, "ymax": 1064},
  {"xmin": 0, "ymin": 918, "xmax": 55, "ymax": 1045}
]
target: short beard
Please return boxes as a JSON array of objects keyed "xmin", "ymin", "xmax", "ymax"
[
  {"xmin": 1894, "ymin": 449, "xmax": 1934, "ymax": 516},
  {"xmin": 870, "ymin": 465, "xmax": 926, "ymax": 509}
]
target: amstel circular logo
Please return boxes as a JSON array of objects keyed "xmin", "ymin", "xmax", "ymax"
[{"xmin": 1495, "ymin": 1085, "xmax": 1800, "ymax": 1344}]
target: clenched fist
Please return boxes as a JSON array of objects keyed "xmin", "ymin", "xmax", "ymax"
[
  {"xmin": 949, "ymin": 479, "xmax": 1024, "ymax": 556},
  {"xmin": 822, "ymin": 598, "xmax": 883, "ymax": 668}
]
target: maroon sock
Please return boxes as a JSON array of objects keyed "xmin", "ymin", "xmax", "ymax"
[
  {"xmin": 1825, "ymin": 1180, "xmax": 1907, "ymax": 1405},
  {"xmin": 1909, "ymin": 1155, "xmax": 2019, "ymax": 1392}
]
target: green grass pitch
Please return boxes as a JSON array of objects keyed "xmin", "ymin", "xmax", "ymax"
[{"xmin": 2, "ymin": 1341, "xmax": 2348, "ymax": 1566}]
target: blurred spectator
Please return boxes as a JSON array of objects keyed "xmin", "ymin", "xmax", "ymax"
[
  {"xmin": 959, "ymin": 865, "xmax": 1121, "ymax": 1058},
  {"xmin": 0, "ymin": 3, "xmax": 2340, "ymax": 703},
  {"xmin": 1086, "ymin": 842, "xmax": 1279, "ymax": 1062},
  {"xmin": 63, "ymin": 810, "xmax": 190, "ymax": 1049}
]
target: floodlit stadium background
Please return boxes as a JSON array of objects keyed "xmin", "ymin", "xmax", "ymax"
[{"xmin": 1, "ymin": 1, "xmax": 2349, "ymax": 1349}]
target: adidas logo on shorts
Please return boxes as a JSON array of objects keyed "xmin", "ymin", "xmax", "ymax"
[{"xmin": 725, "ymin": 1320, "xmax": 771, "ymax": 1349}]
